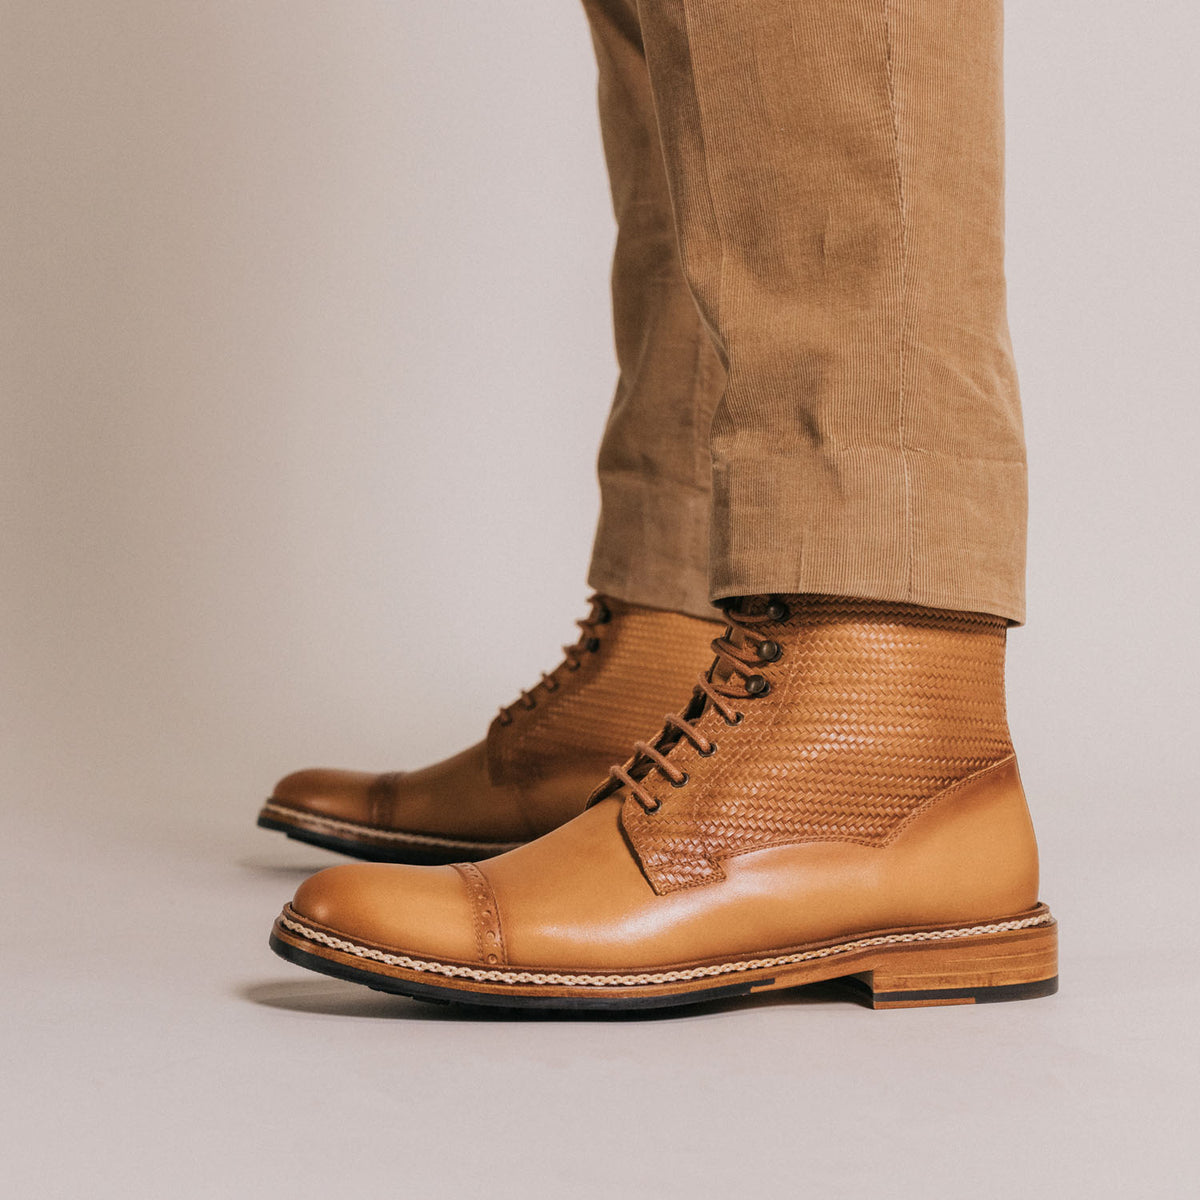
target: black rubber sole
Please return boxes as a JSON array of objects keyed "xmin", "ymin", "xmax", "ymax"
[{"xmin": 256, "ymin": 814, "xmax": 515, "ymax": 866}]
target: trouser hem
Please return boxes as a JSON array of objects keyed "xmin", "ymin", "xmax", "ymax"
[
  {"xmin": 707, "ymin": 447, "xmax": 1027, "ymax": 625},
  {"xmin": 588, "ymin": 475, "xmax": 721, "ymax": 621}
]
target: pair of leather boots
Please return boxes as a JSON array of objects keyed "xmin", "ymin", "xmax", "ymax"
[{"xmin": 264, "ymin": 595, "xmax": 1057, "ymax": 1011}]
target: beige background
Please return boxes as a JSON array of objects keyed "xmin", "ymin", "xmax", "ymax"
[{"xmin": 3, "ymin": 3, "xmax": 1197, "ymax": 1197}]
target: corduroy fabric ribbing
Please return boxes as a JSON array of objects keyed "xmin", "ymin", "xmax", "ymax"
[
  {"xmin": 582, "ymin": 0, "xmax": 726, "ymax": 621},
  {"xmin": 585, "ymin": 0, "xmax": 1027, "ymax": 624}
]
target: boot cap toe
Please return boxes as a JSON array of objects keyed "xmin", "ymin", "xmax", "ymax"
[{"xmin": 291, "ymin": 863, "xmax": 479, "ymax": 962}]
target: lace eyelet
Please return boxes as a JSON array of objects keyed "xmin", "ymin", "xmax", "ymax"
[
  {"xmin": 566, "ymin": 660, "xmax": 581, "ymax": 671},
  {"xmin": 585, "ymin": 637, "xmax": 601, "ymax": 653},
  {"xmin": 766, "ymin": 599, "xmax": 790, "ymax": 622},
  {"xmin": 744, "ymin": 674, "xmax": 770, "ymax": 696},
  {"xmin": 642, "ymin": 798, "xmax": 661, "ymax": 813},
  {"xmin": 698, "ymin": 742, "xmax": 717, "ymax": 757},
  {"xmin": 725, "ymin": 711, "xmax": 744, "ymax": 726},
  {"xmin": 758, "ymin": 640, "xmax": 781, "ymax": 663},
  {"xmin": 670, "ymin": 772, "xmax": 690, "ymax": 788}
]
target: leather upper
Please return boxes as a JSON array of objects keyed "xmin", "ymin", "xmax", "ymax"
[
  {"xmin": 291, "ymin": 755, "xmax": 1040, "ymax": 970},
  {"xmin": 614, "ymin": 597, "xmax": 1014, "ymax": 892}
]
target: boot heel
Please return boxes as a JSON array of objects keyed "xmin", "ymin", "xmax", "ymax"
[{"xmin": 850, "ymin": 913, "xmax": 1058, "ymax": 1009}]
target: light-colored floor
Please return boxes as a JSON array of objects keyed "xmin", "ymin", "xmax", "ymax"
[{"xmin": 6, "ymin": 792, "xmax": 1195, "ymax": 1199}]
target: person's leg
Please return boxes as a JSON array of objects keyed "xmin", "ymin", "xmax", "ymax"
[
  {"xmin": 582, "ymin": 0, "xmax": 725, "ymax": 621},
  {"xmin": 639, "ymin": 0, "xmax": 1026, "ymax": 622},
  {"xmin": 272, "ymin": 1, "xmax": 1057, "ymax": 1011}
]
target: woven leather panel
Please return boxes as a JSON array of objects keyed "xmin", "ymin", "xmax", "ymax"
[
  {"xmin": 621, "ymin": 597, "xmax": 1013, "ymax": 894},
  {"xmin": 487, "ymin": 599, "xmax": 721, "ymax": 787}
]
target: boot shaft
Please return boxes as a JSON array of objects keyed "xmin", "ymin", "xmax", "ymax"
[{"xmin": 487, "ymin": 596, "xmax": 723, "ymax": 787}]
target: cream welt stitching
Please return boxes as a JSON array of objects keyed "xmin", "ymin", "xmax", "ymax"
[
  {"xmin": 277, "ymin": 910, "xmax": 1054, "ymax": 989},
  {"xmin": 260, "ymin": 803, "xmax": 524, "ymax": 852}
]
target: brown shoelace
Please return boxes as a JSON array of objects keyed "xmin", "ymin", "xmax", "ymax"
[
  {"xmin": 605, "ymin": 598, "xmax": 788, "ymax": 813},
  {"xmin": 495, "ymin": 594, "xmax": 612, "ymax": 727}
]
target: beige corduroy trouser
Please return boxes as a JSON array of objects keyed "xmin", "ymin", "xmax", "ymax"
[{"xmin": 583, "ymin": 0, "xmax": 1027, "ymax": 624}]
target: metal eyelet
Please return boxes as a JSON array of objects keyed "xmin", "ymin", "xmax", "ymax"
[
  {"xmin": 642, "ymin": 798, "xmax": 661, "ymax": 813},
  {"xmin": 725, "ymin": 712, "xmax": 744, "ymax": 726},
  {"xmin": 766, "ymin": 600, "xmax": 790, "ymax": 621},
  {"xmin": 758, "ymin": 640, "xmax": 781, "ymax": 662},
  {"xmin": 670, "ymin": 772, "xmax": 690, "ymax": 788},
  {"xmin": 744, "ymin": 674, "xmax": 770, "ymax": 696},
  {"xmin": 585, "ymin": 637, "xmax": 601, "ymax": 653},
  {"xmin": 698, "ymin": 742, "xmax": 717, "ymax": 757}
]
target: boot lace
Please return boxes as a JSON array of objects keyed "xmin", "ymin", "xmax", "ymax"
[
  {"xmin": 495, "ymin": 594, "xmax": 611, "ymax": 726},
  {"xmin": 604, "ymin": 598, "xmax": 788, "ymax": 813}
]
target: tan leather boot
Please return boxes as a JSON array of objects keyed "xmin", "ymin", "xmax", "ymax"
[
  {"xmin": 257, "ymin": 595, "xmax": 723, "ymax": 864},
  {"xmin": 270, "ymin": 596, "xmax": 1057, "ymax": 1010}
]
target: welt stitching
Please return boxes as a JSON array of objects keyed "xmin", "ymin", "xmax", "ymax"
[
  {"xmin": 278, "ymin": 908, "xmax": 1054, "ymax": 988},
  {"xmin": 259, "ymin": 803, "xmax": 522, "ymax": 852}
]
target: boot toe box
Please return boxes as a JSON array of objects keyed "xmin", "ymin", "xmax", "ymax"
[
  {"xmin": 289, "ymin": 863, "xmax": 479, "ymax": 962},
  {"xmin": 269, "ymin": 768, "xmax": 392, "ymax": 824}
]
